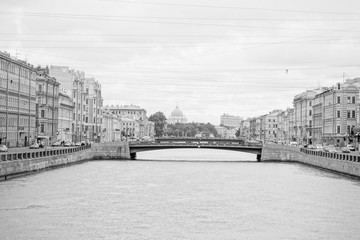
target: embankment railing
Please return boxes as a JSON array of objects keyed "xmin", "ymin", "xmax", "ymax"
[
  {"xmin": 0, "ymin": 145, "xmax": 91, "ymax": 162},
  {"xmin": 300, "ymin": 148, "xmax": 360, "ymax": 162}
]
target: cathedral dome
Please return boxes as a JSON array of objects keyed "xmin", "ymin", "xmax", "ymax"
[{"xmin": 171, "ymin": 106, "xmax": 184, "ymax": 117}]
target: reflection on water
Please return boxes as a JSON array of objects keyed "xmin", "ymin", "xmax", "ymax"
[{"xmin": 0, "ymin": 149, "xmax": 360, "ymax": 240}]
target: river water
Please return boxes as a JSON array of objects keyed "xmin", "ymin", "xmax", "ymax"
[{"xmin": 1, "ymin": 149, "xmax": 360, "ymax": 240}]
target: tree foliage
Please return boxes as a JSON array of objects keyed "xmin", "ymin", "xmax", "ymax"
[
  {"xmin": 165, "ymin": 122, "xmax": 218, "ymax": 138},
  {"xmin": 235, "ymin": 128, "xmax": 241, "ymax": 138},
  {"xmin": 149, "ymin": 112, "xmax": 167, "ymax": 137}
]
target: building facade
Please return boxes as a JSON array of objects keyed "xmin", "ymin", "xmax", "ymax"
[
  {"xmin": 35, "ymin": 67, "xmax": 60, "ymax": 145},
  {"xmin": 49, "ymin": 66, "xmax": 86, "ymax": 143},
  {"xmin": 58, "ymin": 88, "xmax": 74, "ymax": 142},
  {"xmin": 220, "ymin": 114, "xmax": 243, "ymax": 128},
  {"xmin": 103, "ymin": 104, "xmax": 154, "ymax": 140},
  {"xmin": 0, "ymin": 51, "xmax": 37, "ymax": 147},
  {"xmin": 84, "ymin": 77, "xmax": 103, "ymax": 142}
]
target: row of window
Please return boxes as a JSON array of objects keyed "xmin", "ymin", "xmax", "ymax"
[
  {"xmin": 0, "ymin": 61, "xmax": 31, "ymax": 79},
  {"xmin": 337, "ymin": 96, "xmax": 356, "ymax": 104},
  {"xmin": 336, "ymin": 110, "xmax": 356, "ymax": 119}
]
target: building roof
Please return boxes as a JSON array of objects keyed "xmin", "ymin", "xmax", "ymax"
[{"xmin": 170, "ymin": 106, "xmax": 184, "ymax": 118}]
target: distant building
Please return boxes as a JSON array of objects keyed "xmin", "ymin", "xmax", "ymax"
[
  {"xmin": 103, "ymin": 104, "xmax": 154, "ymax": 140},
  {"xmin": 102, "ymin": 109, "xmax": 122, "ymax": 142},
  {"xmin": 49, "ymin": 66, "xmax": 86, "ymax": 142},
  {"xmin": 220, "ymin": 114, "xmax": 243, "ymax": 128},
  {"xmin": 239, "ymin": 119, "xmax": 251, "ymax": 139},
  {"xmin": 215, "ymin": 125, "xmax": 236, "ymax": 139},
  {"xmin": 293, "ymin": 89, "xmax": 327, "ymax": 145},
  {"xmin": 84, "ymin": 77, "xmax": 103, "ymax": 142},
  {"xmin": 35, "ymin": 67, "xmax": 60, "ymax": 145},
  {"xmin": 0, "ymin": 51, "xmax": 37, "ymax": 147},
  {"xmin": 58, "ymin": 88, "xmax": 74, "ymax": 142},
  {"xmin": 167, "ymin": 106, "xmax": 187, "ymax": 124}
]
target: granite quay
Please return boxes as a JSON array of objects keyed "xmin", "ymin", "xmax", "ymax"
[
  {"xmin": 0, "ymin": 142, "xmax": 129, "ymax": 180},
  {"xmin": 261, "ymin": 144, "xmax": 360, "ymax": 178}
]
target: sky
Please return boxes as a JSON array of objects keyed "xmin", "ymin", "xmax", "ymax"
[{"xmin": 1, "ymin": 0, "xmax": 360, "ymax": 124}]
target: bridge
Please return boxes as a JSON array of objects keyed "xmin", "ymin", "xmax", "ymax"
[{"xmin": 128, "ymin": 138, "xmax": 263, "ymax": 160}]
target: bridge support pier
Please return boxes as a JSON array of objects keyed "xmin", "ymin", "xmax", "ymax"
[
  {"xmin": 130, "ymin": 152, "xmax": 137, "ymax": 160},
  {"xmin": 256, "ymin": 154, "xmax": 261, "ymax": 162}
]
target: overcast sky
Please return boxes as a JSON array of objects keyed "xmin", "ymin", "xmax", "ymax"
[{"xmin": 1, "ymin": 0, "xmax": 360, "ymax": 124}]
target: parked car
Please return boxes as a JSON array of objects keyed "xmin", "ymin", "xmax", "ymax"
[
  {"xmin": 314, "ymin": 145, "xmax": 325, "ymax": 152},
  {"xmin": 52, "ymin": 141, "xmax": 61, "ymax": 147},
  {"xmin": 0, "ymin": 145, "xmax": 8, "ymax": 152},
  {"xmin": 30, "ymin": 143, "xmax": 40, "ymax": 149},
  {"xmin": 64, "ymin": 141, "xmax": 73, "ymax": 147},
  {"xmin": 75, "ymin": 142, "xmax": 81, "ymax": 146},
  {"xmin": 347, "ymin": 144, "xmax": 355, "ymax": 151},
  {"xmin": 80, "ymin": 141, "xmax": 87, "ymax": 146},
  {"xmin": 341, "ymin": 147, "xmax": 351, "ymax": 153},
  {"xmin": 289, "ymin": 142, "xmax": 298, "ymax": 146},
  {"xmin": 323, "ymin": 146, "xmax": 337, "ymax": 153}
]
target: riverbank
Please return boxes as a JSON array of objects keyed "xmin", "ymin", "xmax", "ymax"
[
  {"xmin": 261, "ymin": 144, "xmax": 360, "ymax": 178},
  {"xmin": 0, "ymin": 142, "xmax": 130, "ymax": 180}
]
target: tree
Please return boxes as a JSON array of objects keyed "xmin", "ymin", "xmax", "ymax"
[
  {"xmin": 149, "ymin": 112, "xmax": 167, "ymax": 137},
  {"xmin": 235, "ymin": 128, "xmax": 241, "ymax": 138},
  {"xmin": 165, "ymin": 122, "xmax": 218, "ymax": 137}
]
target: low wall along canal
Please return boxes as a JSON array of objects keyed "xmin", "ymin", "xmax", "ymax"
[
  {"xmin": 1, "ymin": 142, "xmax": 360, "ymax": 180},
  {"xmin": 261, "ymin": 144, "xmax": 360, "ymax": 178},
  {"xmin": 0, "ymin": 142, "xmax": 129, "ymax": 180}
]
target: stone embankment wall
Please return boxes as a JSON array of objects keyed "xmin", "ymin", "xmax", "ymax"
[
  {"xmin": 91, "ymin": 142, "xmax": 130, "ymax": 160},
  {"xmin": 0, "ymin": 142, "xmax": 130, "ymax": 180},
  {"xmin": 261, "ymin": 144, "xmax": 360, "ymax": 178}
]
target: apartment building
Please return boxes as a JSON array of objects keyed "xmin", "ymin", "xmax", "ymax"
[
  {"xmin": 35, "ymin": 67, "xmax": 60, "ymax": 145},
  {"xmin": 0, "ymin": 51, "xmax": 37, "ymax": 147}
]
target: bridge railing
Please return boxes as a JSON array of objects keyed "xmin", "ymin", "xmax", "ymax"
[{"xmin": 129, "ymin": 139, "xmax": 262, "ymax": 148}]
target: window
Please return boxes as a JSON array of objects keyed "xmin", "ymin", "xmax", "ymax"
[
  {"xmin": 337, "ymin": 83, "xmax": 341, "ymax": 90},
  {"xmin": 337, "ymin": 110, "xmax": 341, "ymax": 118},
  {"xmin": 309, "ymin": 120, "xmax": 312, "ymax": 127},
  {"xmin": 347, "ymin": 96, "xmax": 351, "ymax": 104},
  {"xmin": 347, "ymin": 126, "xmax": 351, "ymax": 134},
  {"xmin": 347, "ymin": 111, "xmax": 351, "ymax": 118},
  {"xmin": 337, "ymin": 125, "xmax": 341, "ymax": 134},
  {"xmin": 352, "ymin": 97, "xmax": 356, "ymax": 104},
  {"xmin": 273, "ymin": 119, "xmax": 275, "ymax": 122},
  {"xmin": 40, "ymin": 124, "xmax": 45, "ymax": 133},
  {"xmin": 337, "ymin": 96, "xmax": 341, "ymax": 104},
  {"xmin": 352, "ymin": 110, "xmax": 356, "ymax": 118},
  {"xmin": 41, "ymin": 110, "xmax": 45, "ymax": 118},
  {"xmin": 309, "ymin": 110, "xmax": 312, "ymax": 116}
]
